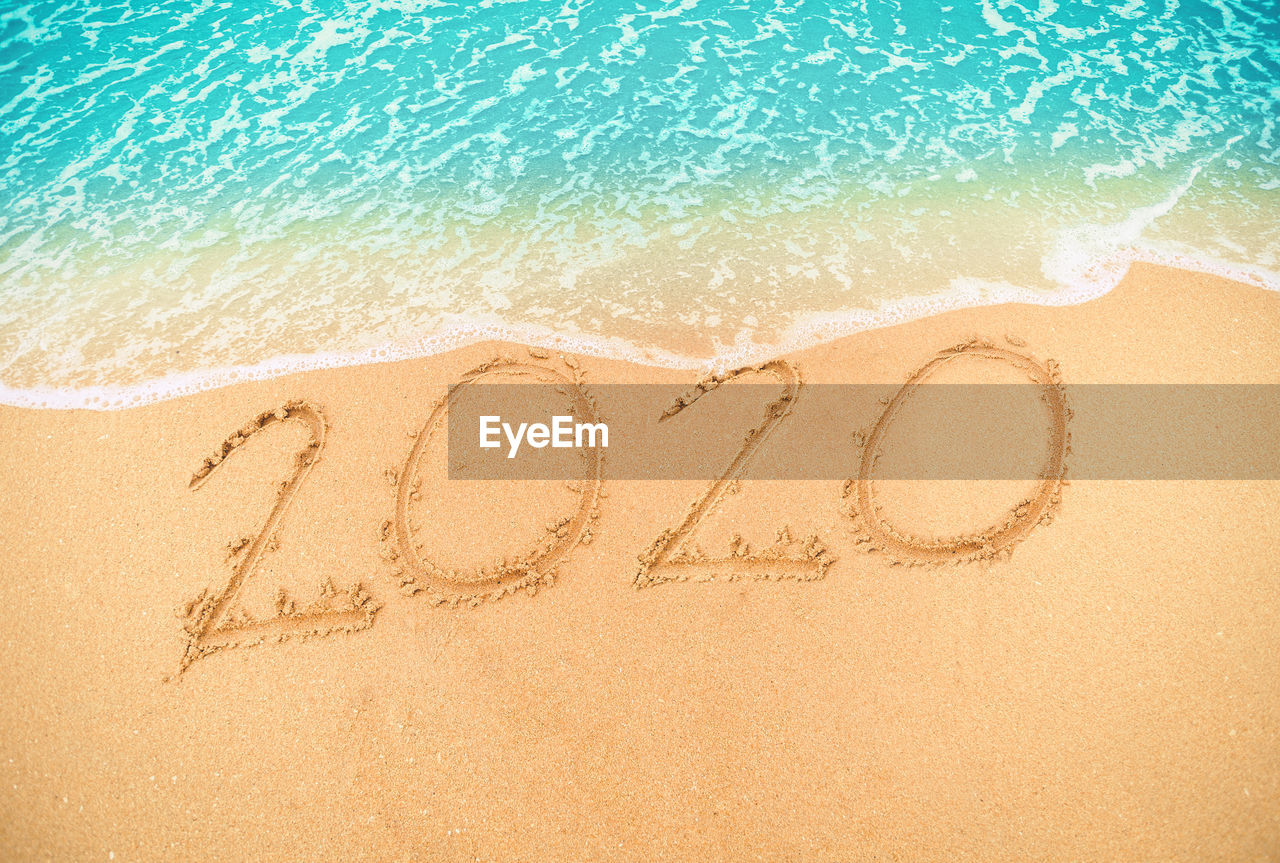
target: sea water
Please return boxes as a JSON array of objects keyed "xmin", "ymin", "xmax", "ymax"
[{"xmin": 0, "ymin": 0, "xmax": 1276, "ymax": 407}]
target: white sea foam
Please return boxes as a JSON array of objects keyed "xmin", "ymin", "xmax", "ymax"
[
  {"xmin": 1, "ymin": 237, "xmax": 1274, "ymax": 412},
  {"xmin": 3, "ymin": 0, "xmax": 1277, "ymax": 409}
]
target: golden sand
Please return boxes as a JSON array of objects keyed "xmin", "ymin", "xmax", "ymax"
[{"xmin": 1, "ymin": 263, "xmax": 1277, "ymax": 860}]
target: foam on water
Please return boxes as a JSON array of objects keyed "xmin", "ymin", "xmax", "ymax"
[{"xmin": 0, "ymin": 0, "xmax": 1277, "ymax": 409}]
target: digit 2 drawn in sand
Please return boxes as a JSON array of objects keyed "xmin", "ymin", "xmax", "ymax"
[
  {"xmin": 386, "ymin": 352, "xmax": 603, "ymax": 606},
  {"xmin": 841, "ymin": 338, "xmax": 1070, "ymax": 565},
  {"xmin": 177, "ymin": 401, "xmax": 380, "ymax": 674},
  {"xmin": 635, "ymin": 360, "xmax": 834, "ymax": 588}
]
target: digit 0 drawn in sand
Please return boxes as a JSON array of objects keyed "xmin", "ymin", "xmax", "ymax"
[
  {"xmin": 385, "ymin": 351, "xmax": 603, "ymax": 607},
  {"xmin": 176, "ymin": 401, "xmax": 380, "ymax": 675},
  {"xmin": 841, "ymin": 337, "xmax": 1070, "ymax": 565},
  {"xmin": 635, "ymin": 360, "xmax": 834, "ymax": 588}
]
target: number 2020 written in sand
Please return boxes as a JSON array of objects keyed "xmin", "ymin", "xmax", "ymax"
[{"xmin": 175, "ymin": 338, "xmax": 1070, "ymax": 675}]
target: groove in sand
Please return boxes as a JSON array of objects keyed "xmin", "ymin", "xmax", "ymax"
[
  {"xmin": 177, "ymin": 401, "xmax": 380, "ymax": 675},
  {"xmin": 387, "ymin": 351, "xmax": 604, "ymax": 607},
  {"xmin": 841, "ymin": 337, "xmax": 1070, "ymax": 566}
]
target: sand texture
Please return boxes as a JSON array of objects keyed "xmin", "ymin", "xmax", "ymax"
[{"xmin": 1, "ymin": 264, "xmax": 1277, "ymax": 861}]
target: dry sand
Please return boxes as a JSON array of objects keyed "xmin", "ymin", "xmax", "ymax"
[{"xmin": 1, "ymin": 263, "xmax": 1277, "ymax": 861}]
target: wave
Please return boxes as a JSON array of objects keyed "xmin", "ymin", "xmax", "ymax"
[
  {"xmin": 2, "ymin": 233, "xmax": 1275, "ymax": 411},
  {"xmin": 2, "ymin": 0, "xmax": 1277, "ymax": 408}
]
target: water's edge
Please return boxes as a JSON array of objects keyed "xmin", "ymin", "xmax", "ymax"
[{"xmin": 3, "ymin": 240, "xmax": 1274, "ymax": 412}]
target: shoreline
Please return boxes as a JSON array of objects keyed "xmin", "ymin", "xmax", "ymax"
[
  {"xmin": 3, "ymin": 251, "xmax": 1279, "ymax": 412},
  {"xmin": 5, "ymin": 2, "xmax": 1279, "ymax": 857},
  {"xmin": 1, "ymin": 261, "xmax": 1277, "ymax": 860}
]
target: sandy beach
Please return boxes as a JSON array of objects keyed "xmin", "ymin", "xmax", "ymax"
[{"xmin": 0, "ymin": 262, "xmax": 1276, "ymax": 860}]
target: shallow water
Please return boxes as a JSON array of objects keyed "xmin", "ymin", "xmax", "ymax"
[{"xmin": 1, "ymin": 0, "xmax": 1277, "ymax": 407}]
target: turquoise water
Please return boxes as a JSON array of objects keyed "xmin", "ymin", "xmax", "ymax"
[{"xmin": 0, "ymin": 0, "xmax": 1277, "ymax": 406}]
